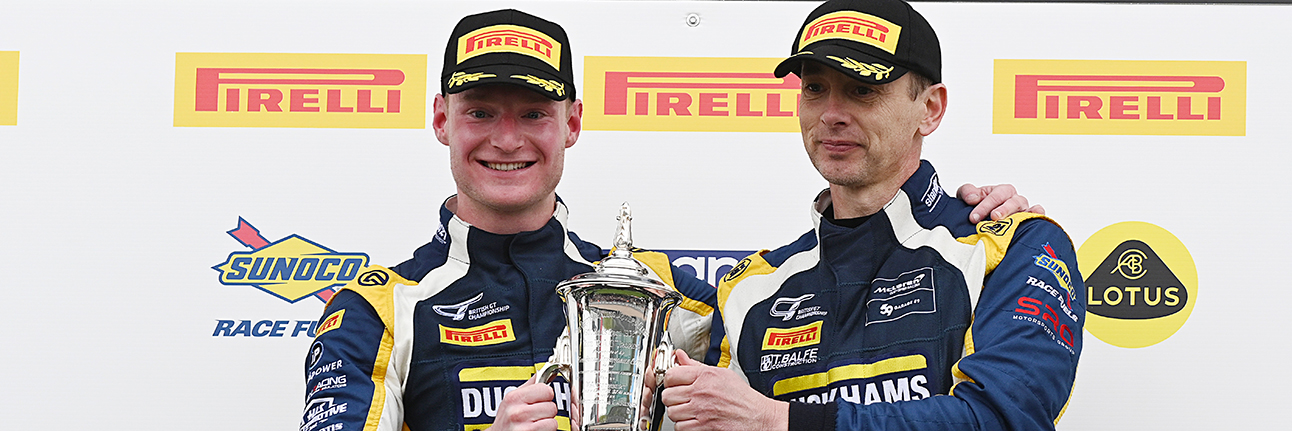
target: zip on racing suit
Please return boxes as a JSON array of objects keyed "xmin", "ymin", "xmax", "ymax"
[
  {"xmin": 716, "ymin": 161, "xmax": 1084, "ymax": 431},
  {"xmin": 300, "ymin": 197, "xmax": 718, "ymax": 431}
]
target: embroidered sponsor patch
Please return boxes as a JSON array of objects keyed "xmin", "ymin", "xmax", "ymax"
[
  {"xmin": 440, "ymin": 319, "xmax": 517, "ymax": 347},
  {"xmin": 314, "ymin": 310, "xmax": 345, "ymax": 337},
  {"xmin": 762, "ymin": 321, "xmax": 823, "ymax": 351},
  {"xmin": 867, "ymin": 268, "xmax": 936, "ymax": 325}
]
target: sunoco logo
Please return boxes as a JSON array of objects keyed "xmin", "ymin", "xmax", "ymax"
[
  {"xmin": 584, "ymin": 57, "xmax": 801, "ymax": 132},
  {"xmin": 212, "ymin": 217, "xmax": 369, "ymax": 303},
  {"xmin": 1078, "ymin": 221, "xmax": 1197, "ymax": 348},
  {"xmin": 993, "ymin": 59, "xmax": 1245, "ymax": 136},
  {"xmin": 0, "ymin": 51, "xmax": 16, "ymax": 126},
  {"xmin": 174, "ymin": 53, "xmax": 426, "ymax": 128}
]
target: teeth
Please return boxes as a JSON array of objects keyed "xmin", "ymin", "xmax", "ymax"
[{"xmin": 487, "ymin": 162, "xmax": 528, "ymax": 171}]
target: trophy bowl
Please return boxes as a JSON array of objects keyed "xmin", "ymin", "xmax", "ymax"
[{"xmin": 537, "ymin": 204, "xmax": 680, "ymax": 431}]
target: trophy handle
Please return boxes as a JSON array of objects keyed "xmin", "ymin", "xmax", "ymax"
[
  {"xmin": 653, "ymin": 332, "xmax": 676, "ymax": 387},
  {"xmin": 538, "ymin": 329, "xmax": 573, "ymax": 384}
]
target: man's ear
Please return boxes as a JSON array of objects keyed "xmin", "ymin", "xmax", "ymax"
[
  {"xmin": 918, "ymin": 83, "xmax": 947, "ymax": 137},
  {"xmin": 433, "ymin": 93, "xmax": 450, "ymax": 146},
  {"xmin": 565, "ymin": 99, "xmax": 583, "ymax": 149}
]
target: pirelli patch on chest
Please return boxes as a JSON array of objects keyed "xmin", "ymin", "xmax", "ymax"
[
  {"xmin": 763, "ymin": 321, "xmax": 823, "ymax": 351},
  {"xmin": 441, "ymin": 319, "xmax": 517, "ymax": 347}
]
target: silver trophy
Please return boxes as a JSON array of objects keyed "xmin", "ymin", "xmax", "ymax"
[{"xmin": 536, "ymin": 203, "xmax": 680, "ymax": 431}]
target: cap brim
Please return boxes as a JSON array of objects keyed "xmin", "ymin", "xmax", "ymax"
[
  {"xmin": 443, "ymin": 62, "xmax": 572, "ymax": 101},
  {"xmin": 774, "ymin": 44, "xmax": 909, "ymax": 85}
]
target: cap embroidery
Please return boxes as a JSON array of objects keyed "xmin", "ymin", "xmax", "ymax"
[
  {"xmin": 448, "ymin": 71, "xmax": 497, "ymax": 88},
  {"xmin": 826, "ymin": 55, "xmax": 894, "ymax": 81},
  {"xmin": 510, "ymin": 74, "xmax": 565, "ymax": 96}
]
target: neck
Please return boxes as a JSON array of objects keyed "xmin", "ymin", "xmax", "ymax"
[
  {"xmin": 447, "ymin": 195, "xmax": 557, "ymax": 235},
  {"xmin": 827, "ymin": 158, "xmax": 921, "ymax": 219}
]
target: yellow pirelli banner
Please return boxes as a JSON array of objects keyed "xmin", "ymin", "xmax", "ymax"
[
  {"xmin": 993, "ymin": 59, "xmax": 1246, "ymax": 136},
  {"xmin": 583, "ymin": 56, "xmax": 801, "ymax": 133},
  {"xmin": 174, "ymin": 53, "xmax": 427, "ymax": 128},
  {"xmin": 0, "ymin": 51, "xmax": 17, "ymax": 126}
]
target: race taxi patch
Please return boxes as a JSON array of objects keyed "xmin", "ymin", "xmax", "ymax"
[
  {"xmin": 440, "ymin": 319, "xmax": 516, "ymax": 347},
  {"xmin": 763, "ymin": 321, "xmax": 823, "ymax": 351},
  {"xmin": 866, "ymin": 267, "xmax": 936, "ymax": 325},
  {"xmin": 315, "ymin": 310, "xmax": 345, "ymax": 337}
]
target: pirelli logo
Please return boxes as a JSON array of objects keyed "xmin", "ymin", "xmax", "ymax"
[
  {"xmin": 0, "ymin": 51, "xmax": 17, "ymax": 126},
  {"xmin": 315, "ymin": 310, "xmax": 345, "ymax": 337},
  {"xmin": 440, "ymin": 319, "xmax": 516, "ymax": 347},
  {"xmin": 799, "ymin": 11, "xmax": 900, "ymax": 55},
  {"xmin": 994, "ymin": 60, "xmax": 1245, "ymax": 136},
  {"xmin": 763, "ymin": 321, "xmax": 823, "ymax": 351},
  {"xmin": 584, "ymin": 57, "xmax": 800, "ymax": 132},
  {"xmin": 174, "ymin": 53, "xmax": 427, "ymax": 128},
  {"xmin": 457, "ymin": 25, "xmax": 561, "ymax": 70}
]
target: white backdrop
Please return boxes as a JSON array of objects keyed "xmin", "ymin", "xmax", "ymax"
[{"xmin": 2, "ymin": 1, "xmax": 1289, "ymax": 429}]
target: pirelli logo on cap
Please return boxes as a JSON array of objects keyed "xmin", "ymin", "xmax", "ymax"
[
  {"xmin": 763, "ymin": 321, "xmax": 823, "ymax": 351},
  {"xmin": 441, "ymin": 319, "xmax": 517, "ymax": 347},
  {"xmin": 174, "ymin": 53, "xmax": 427, "ymax": 128},
  {"xmin": 315, "ymin": 310, "xmax": 345, "ymax": 337},
  {"xmin": 0, "ymin": 51, "xmax": 17, "ymax": 126},
  {"xmin": 584, "ymin": 57, "xmax": 800, "ymax": 132},
  {"xmin": 799, "ymin": 11, "xmax": 901, "ymax": 55},
  {"xmin": 994, "ymin": 60, "xmax": 1246, "ymax": 136},
  {"xmin": 458, "ymin": 25, "xmax": 561, "ymax": 70}
]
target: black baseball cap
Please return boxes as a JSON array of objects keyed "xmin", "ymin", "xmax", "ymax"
[
  {"xmin": 441, "ymin": 9, "xmax": 576, "ymax": 101},
  {"xmin": 774, "ymin": 0, "xmax": 940, "ymax": 85}
]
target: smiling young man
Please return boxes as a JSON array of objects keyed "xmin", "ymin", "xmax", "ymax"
[
  {"xmin": 662, "ymin": 1, "xmax": 1085, "ymax": 431},
  {"xmin": 298, "ymin": 7, "xmax": 1049, "ymax": 431},
  {"xmin": 298, "ymin": 10, "xmax": 722, "ymax": 431}
]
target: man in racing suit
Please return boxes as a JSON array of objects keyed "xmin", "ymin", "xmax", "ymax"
[
  {"xmin": 661, "ymin": 1, "xmax": 1084, "ymax": 431},
  {"xmin": 298, "ymin": 10, "xmax": 722, "ymax": 431},
  {"xmin": 301, "ymin": 6, "xmax": 1043, "ymax": 431}
]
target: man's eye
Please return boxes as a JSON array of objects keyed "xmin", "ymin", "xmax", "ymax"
[
  {"xmin": 469, "ymin": 110, "xmax": 488, "ymax": 119},
  {"xmin": 803, "ymin": 83, "xmax": 823, "ymax": 94},
  {"xmin": 523, "ymin": 111, "xmax": 543, "ymax": 119},
  {"xmin": 854, "ymin": 86, "xmax": 874, "ymax": 96}
]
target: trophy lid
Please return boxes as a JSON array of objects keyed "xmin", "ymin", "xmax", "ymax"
[{"xmin": 556, "ymin": 203, "xmax": 678, "ymax": 299}]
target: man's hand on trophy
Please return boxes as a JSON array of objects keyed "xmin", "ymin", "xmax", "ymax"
[
  {"xmin": 661, "ymin": 350, "xmax": 789, "ymax": 431},
  {"xmin": 488, "ymin": 373, "xmax": 559, "ymax": 431},
  {"xmin": 957, "ymin": 183, "xmax": 1045, "ymax": 223}
]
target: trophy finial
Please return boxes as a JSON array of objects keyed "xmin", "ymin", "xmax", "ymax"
[
  {"xmin": 599, "ymin": 202, "xmax": 646, "ymax": 275},
  {"xmin": 612, "ymin": 202, "xmax": 633, "ymax": 258}
]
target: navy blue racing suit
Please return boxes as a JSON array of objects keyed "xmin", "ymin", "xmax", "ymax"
[
  {"xmin": 300, "ymin": 197, "xmax": 718, "ymax": 431},
  {"xmin": 716, "ymin": 161, "xmax": 1084, "ymax": 431}
]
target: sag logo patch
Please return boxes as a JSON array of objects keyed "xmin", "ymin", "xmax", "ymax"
[{"xmin": 1078, "ymin": 221, "xmax": 1197, "ymax": 348}]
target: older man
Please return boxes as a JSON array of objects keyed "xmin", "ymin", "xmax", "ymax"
[{"xmin": 663, "ymin": 1, "xmax": 1084, "ymax": 431}]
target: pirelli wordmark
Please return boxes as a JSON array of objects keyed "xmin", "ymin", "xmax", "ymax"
[
  {"xmin": 175, "ymin": 53, "xmax": 426, "ymax": 128},
  {"xmin": 0, "ymin": 51, "xmax": 16, "ymax": 126},
  {"xmin": 585, "ymin": 57, "xmax": 801, "ymax": 133},
  {"xmin": 994, "ymin": 60, "xmax": 1245, "ymax": 136}
]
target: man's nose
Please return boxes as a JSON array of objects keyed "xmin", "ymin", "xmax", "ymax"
[
  {"xmin": 819, "ymin": 93, "xmax": 851, "ymax": 128},
  {"xmin": 491, "ymin": 116, "xmax": 525, "ymax": 151}
]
